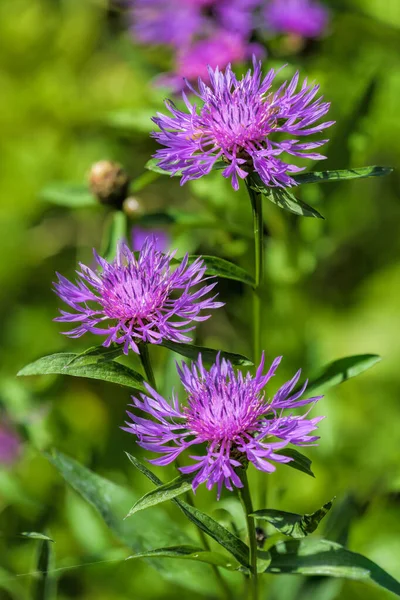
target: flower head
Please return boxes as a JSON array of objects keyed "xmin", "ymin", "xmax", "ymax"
[
  {"xmin": 264, "ymin": 0, "xmax": 329, "ymax": 38},
  {"xmin": 131, "ymin": 226, "xmax": 170, "ymax": 253},
  {"xmin": 124, "ymin": 353, "xmax": 324, "ymax": 497},
  {"xmin": 54, "ymin": 237, "xmax": 223, "ymax": 355},
  {"xmin": 152, "ymin": 58, "xmax": 334, "ymax": 190}
]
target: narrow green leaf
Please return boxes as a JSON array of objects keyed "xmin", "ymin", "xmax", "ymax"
[
  {"xmin": 101, "ymin": 211, "xmax": 128, "ymax": 262},
  {"xmin": 40, "ymin": 183, "xmax": 96, "ymax": 208},
  {"xmin": 20, "ymin": 532, "xmax": 54, "ymax": 542},
  {"xmin": 126, "ymin": 474, "xmax": 194, "ymax": 517},
  {"xmin": 18, "ymin": 352, "xmax": 146, "ymax": 392},
  {"xmin": 251, "ymin": 499, "xmax": 334, "ymax": 539},
  {"xmin": 276, "ymin": 448, "xmax": 315, "ymax": 478},
  {"xmin": 248, "ymin": 174, "xmax": 324, "ymax": 218},
  {"xmin": 125, "ymin": 453, "xmax": 250, "ymax": 567},
  {"xmin": 301, "ymin": 354, "xmax": 381, "ymax": 395},
  {"xmin": 160, "ymin": 340, "xmax": 253, "ymax": 367},
  {"xmin": 127, "ymin": 545, "xmax": 242, "ymax": 571},
  {"xmin": 266, "ymin": 538, "xmax": 400, "ymax": 597},
  {"xmin": 34, "ymin": 537, "xmax": 56, "ymax": 600},
  {"xmin": 187, "ymin": 255, "xmax": 255, "ymax": 286},
  {"xmin": 145, "ymin": 158, "xmax": 226, "ymax": 177},
  {"xmin": 46, "ymin": 450, "xmax": 217, "ymax": 594},
  {"xmin": 293, "ymin": 166, "xmax": 393, "ymax": 185},
  {"xmin": 66, "ymin": 344, "xmax": 124, "ymax": 365}
]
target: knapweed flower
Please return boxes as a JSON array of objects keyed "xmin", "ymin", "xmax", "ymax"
[
  {"xmin": 264, "ymin": 0, "xmax": 329, "ymax": 38},
  {"xmin": 124, "ymin": 353, "xmax": 324, "ymax": 497},
  {"xmin": 131, "ymin": 225, "xmax": 170, "ymax": 253},
  {"xmin": 152, "ymin": 58, "xmax": 334, "ymax": 190},
  {"xmin": 54, "ymin": 237, "xmax": 223, "ymax": 355}
]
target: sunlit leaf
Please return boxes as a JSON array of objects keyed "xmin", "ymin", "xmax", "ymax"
[
  {"xmin": 126, "ymin": 453, "xmax": 250, "ymax": 567},
  {"xmin": 40, "ymin": 183, "xmax": 96, "ymax": 208},
  {"xmin": 18, "ymin": 352, "xmax": 145, "ymax": 392},
  {"xmin": 20, "ymin": 532, "xmax": 54, "ymax": 543},
  {"xmin": 293, "ymin": 166, "xmax": 393, "ymax": 185},
  {"xmin": 265, "ymin": 538, "xmax": 400, "ymax": 597},
  {"xmin": 251, "ymin": 499, "xmax": 334, "ymax": 538},
  {"xmin": 188, "ymin": 255, "xmax": 255, "ymax": 286},
  {"xmin": 127, "ymin": 545, "xmax": 242, "ymax": 572},
  {"xmin": 126, "ymin": 474, "xmax": 194, "ymax": 517},
  {"xmin": 160, "ymin": 340, "xmax": 253, "ymax": 367},
  {"xmin": 276, "ymin": 448, "xmax": 315, "ymax": 478}
]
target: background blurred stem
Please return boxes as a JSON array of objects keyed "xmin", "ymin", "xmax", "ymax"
[
  {"xmin": 239, "ymin": 469, "xmax": 258, "ymax": 600},
  {"xmin": 138, "ymin": 342, "xmax": 157, "ymax": 390}
]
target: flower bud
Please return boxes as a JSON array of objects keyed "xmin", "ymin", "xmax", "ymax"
[
  {"xmin": 89, "ymin": 160, "xmax": 130, "ymax": 208},
  {"xmin": 122, "ymin": 196, "xmax": 143, "ymax": 218}
]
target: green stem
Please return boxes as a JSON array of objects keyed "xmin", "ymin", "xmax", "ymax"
[
  {"xmin": 239, "ymin": 470, "xmax": 258, "ymax": 600},
  {"xmin": 245, "ymin": 182, "xmax": 263, "ymax": 363},
  {"xmin": 138, "ymin": 342, "xmax": 157, "ymax": 390},
  {"xmin": 184, "ymin": 486, "xmax": 232, "ymax": 600}
]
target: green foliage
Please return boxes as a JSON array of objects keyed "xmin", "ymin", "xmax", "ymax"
[
  {"xmin": 160, "ymin": 340, "xmax": 253, "ymax": 366},
  {"xmin": 127, "ymin": 545, "xmax": 242, "ymax": 572},
  {"xmin": 251, "ymin": 499, "xmax": 334, "ymax": 538}
]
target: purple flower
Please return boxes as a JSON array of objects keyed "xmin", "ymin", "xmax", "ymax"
[
  {"xmin": 264, "ymin": 0, "xmax": 329, "ymax": 38},
  {"xmin": 124, "ymin": 353, "xmax": 324, "ymax": 498},
  {"xmin": 0, "ymin": 423, "xmax": 21, "ymax": 466},
  {"xmin": 215, "ymin": 0, "xmax": 261, "ymax": 39},
  {"xmin": 152, "ymin": 58, "xmax": 334, "ymax": 190},
  {"xmin": 129, "ymin": 0, "xmax": 205, "ymax": 48},
  {"xmin": 131, "ymin": 226, "xmax": 170, "ymax": 253},
  {"xmin": 54, "ymin": 237, "xmax": 223, "ymax": 355}
]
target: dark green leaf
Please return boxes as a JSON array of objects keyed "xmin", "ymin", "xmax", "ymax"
[
  {"xmin": 188, "ymin": 255, "xmax": 254, "ymax": 286},
  {"xmin": 248, "ymin": 174, "xmax": 324, "ymax": 218},
  {"xmin": 126, "ymin": 474, "xmax": 194, "ymax": 517},
  {"xmin": 275, "ymin": 448, "xmax": 315, "ymax": 478},
  {"xmin": 20, "ymin": 532, "xmax": 54, "ymax": 542},
  {"xmin": 125, "ymin": 453, "xmax": 250, "ymax": 568},
  {"xmin": 145, "ymin": 158, "xmax": 226, "ymax": 177},
  {"xmin": 46, "ymin": 450, "xmax": 217, "ymax": 594},
  {"xmin": 127, "ymin": 545, "xmax": 241, "ymax": 571},
  {"xmin": 160, "ymin": 340, "xmax": 253, "ymax": 367},
  {"xmin": 18, "ymin": 352, "xmax": 146, "ymax": 392},
  {"xmin": 101, "ymin": 211, "xmax": 128, "ymax": 262},
  {"xmin": 266, "ymin": 538, "xmax": 400, "ymax": 597},
  {"xmin": 66, "ymin": 344, "xmax": 124, "ymax": 365},
  {"xmin": 251, "ymin": 499, "xmax": 334, "ymax": 539},
  {"xmin": 293, "ymin": 166, "xmax": 393, "ymax": 185},
  {"xmin": 34, "ymin": 537, "xmax": 56, "ymax": 600},
  {"xmin": 40, "ymin": 183, "xmax": 96, "ymax": 208},
  {"xmin": 301, "ymin": 354, "xmax": 381, "ymax": 395}
]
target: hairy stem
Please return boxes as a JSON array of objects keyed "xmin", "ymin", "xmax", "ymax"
[
  {"xmin": 245, "ymin": 181, "xmax": 263, "ymax": 364},
  {"xmin": 239, "ymin": 470, "xmax": 258, "ymax": 600}
]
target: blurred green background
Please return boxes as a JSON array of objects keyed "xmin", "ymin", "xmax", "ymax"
[{"xmin": 0, "ymin": 0, "xmax": 400, "ymax": 598}]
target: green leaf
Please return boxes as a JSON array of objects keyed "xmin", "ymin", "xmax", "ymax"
[
  {"xmin": 266, "ymin": 538, "xmax": 400, "ymax": 597},
  {"xmin": 160, "ymin": 340, "xmax": 253, "ymax": 367},
  {"xmin": 293, "ymin": 166, "xmax": 393, "ymax": 185},
  {"xmin": 125, "ymin": 453, "xmax": 250, "ymax": 568},
  {"xmin": 145, "ymin": 158, "xmax": 226, "ymax": 177},
  {"xmin": 301, "ymin": 354, "xmax": 381, "ymax": 395},
  {"xmin": 101, "ymin": 211, "xmax": 128, "ymax": 262},
  {"xmin": 40, "ymin": 183, "xmax": 96, "ymax": 208},
  {"xmin": 248, "ymin": 174, "xmax": 324, "ymax": 218},
  {"xmin": 126, "ymin": 474, "xmax": 194, "ymax": 517},
  {"xmin": 18, "ymin": 352, "xmax": 146, "ymax": 392},
  {"xmin": 34, "ymin": 536, "xmax": 56, "ymax": 600},
  {"xmin": 20, "ymin": 532, "xmax": 54, "ymax": 542},
  {"xmin": 276, "ymin": 448, "xmax": 315, "ymax": 478},
  {"xmin": 46, "ymin": 450, "xmax": 218, "ymax": 594},
  {"xmin": 66, "ymin": 344, "xmax": 124, "ymax": 365},
  {"xmin": 251, "ymin": 499, "xmax": 334, "ymax": 539},
  {"xmin": 188, "ymin": 255, "xmax": 255, "ymax": 286},
  {"xmin": 126, "ymin": 545, "xmax": 241, "ymax": 571}
]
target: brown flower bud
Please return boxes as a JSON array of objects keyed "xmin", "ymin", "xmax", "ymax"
[{"xmin": 88, "ymin": 160, "xmax": 130, "ymax": 208}]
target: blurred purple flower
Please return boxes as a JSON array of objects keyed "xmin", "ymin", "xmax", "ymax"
[
  {"xmin": 124, "ymin": 353, "xmax": 323, "ymax": 498},
  {"xmin": 152, "ymin": 58, "xmax": 334, "ymax": 190},
  {"xmin": 131, "ymin": 226, "xmax": 170, "ymax": 253},
  {"xmin": 54, "ymin": 237, "xmax": 223, "ymax": 355},
  {"xmin": 215, "ymin": 0, "xmax": 261, "ymax": 38},
  {"xmin": 129, "ymin": 0, "xmax": 205, "ymax": 48},
  {"xmin": 264, "ymin": 0, "xmax": 329, "ymax": 38},
  {"xmin": 0, "ymin": 423, "xmax": 20, "ymax": 466}
]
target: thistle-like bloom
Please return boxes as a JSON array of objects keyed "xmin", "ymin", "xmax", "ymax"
[
  {"xmin": 124, "ymin": 354, "xmax": 323, "ymax": 497},
  {"xmin": 264, "ymin": 0, "xmax": 329, "ymax": 38},
  {"xmin": 54, "ymin": 238, "xmax": 223, "ymax": 355},
  {"xmin": 131, "ymin": 225, "xmax": 170, "ymax": 253},
  {"xmin": 152, "ymin": 58, "xmax": 334, "ymax": 190}
]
